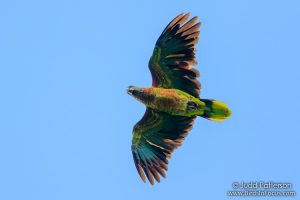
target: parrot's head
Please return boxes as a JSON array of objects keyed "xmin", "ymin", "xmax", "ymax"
[
  {"xmin": 127, "ymin": 86, "xmax": 148, "ymax": 102},
  {"xmin": 127, "ymin": 86, "xmax": 151, "ymax": 104}
]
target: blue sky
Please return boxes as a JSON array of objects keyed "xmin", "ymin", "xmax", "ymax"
[{"xmin": 0, "ymin": 0, "xmax": 299, "ymax": 199}]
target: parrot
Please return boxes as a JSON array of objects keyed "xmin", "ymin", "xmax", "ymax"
[{"xmin": 127, "ymin": 13, "xmax": 231, "ymax": 185}]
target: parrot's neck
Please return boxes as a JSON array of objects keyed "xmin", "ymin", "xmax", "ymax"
[{"xmin": 133, "ymin": 88, "xmax": 155, "ymax": 106}]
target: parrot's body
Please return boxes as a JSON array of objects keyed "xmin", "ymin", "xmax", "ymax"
[
  {"xmin": 127, "ymin": 13, "xmax": 231, "ymax": 185},
  {"xmin": 128, "ymin": 87, "xmax": 230, "ymax": 120}
]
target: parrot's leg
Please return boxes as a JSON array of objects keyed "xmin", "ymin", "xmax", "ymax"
[{"xmin": 187, "ymin": 101, "xmax": 198, "ymax": 111}]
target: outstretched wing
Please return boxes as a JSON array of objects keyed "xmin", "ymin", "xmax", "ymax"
[
  {"xmin": 149, "ymin": 13, "xmax": 201, "ymax": 97},
  {"xmin": 131, "ymin": 108, "xmax": 196, "ymax": 185}
]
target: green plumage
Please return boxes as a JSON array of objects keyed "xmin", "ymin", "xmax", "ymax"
[{"xmin": 127, "ymin": 13, "xmax": 231, "ymax": 185}]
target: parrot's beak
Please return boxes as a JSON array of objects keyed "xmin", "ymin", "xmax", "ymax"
[{"xmin": 127, "ymin": 86, "xmax": 134, "ymax": 96}]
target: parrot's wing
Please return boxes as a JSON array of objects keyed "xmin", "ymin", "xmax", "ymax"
[
  {"xmin": 148, "ymin": 13, "xmax": 201, "ymax": 97},
  {"xmin": 131, "ymin": 108, "xmax": 196, "ymax": 185}
]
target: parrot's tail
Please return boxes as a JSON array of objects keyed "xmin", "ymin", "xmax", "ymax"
[{"xmin": 199, "ymin": 99, "xmax": 231, "ymax": 122}]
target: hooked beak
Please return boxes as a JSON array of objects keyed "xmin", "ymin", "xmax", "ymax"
[{"xmin": 127, "ymin": 86, "xmax": 134, "ymax": 96}]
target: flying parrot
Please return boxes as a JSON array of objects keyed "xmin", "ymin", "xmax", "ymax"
[{"xmin": 127, "ymin": 13, "xmax": 231, "ymax": 185}]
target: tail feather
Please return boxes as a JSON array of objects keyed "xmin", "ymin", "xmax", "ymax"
[{"xmin": 199, "ymin": 99, "xmax": 231, "ymax": 122}]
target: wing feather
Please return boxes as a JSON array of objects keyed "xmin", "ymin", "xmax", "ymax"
[
  {"xmin": 149, "ymin": 13, "xmax": 201, "ymax": 97},
  {"xmin": 131, "ymin": 109, "xmax": 195, "ymax": 185}
]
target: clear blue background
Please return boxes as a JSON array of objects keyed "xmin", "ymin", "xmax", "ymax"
[{"xmin": 0, "ymin": 0, "xmax": 299, "ymax": 199}]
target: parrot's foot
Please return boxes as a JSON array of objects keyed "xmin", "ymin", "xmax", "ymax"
[{"xmin": 187, "ymin": 101, "xmax": 198, "ymax": 111}]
